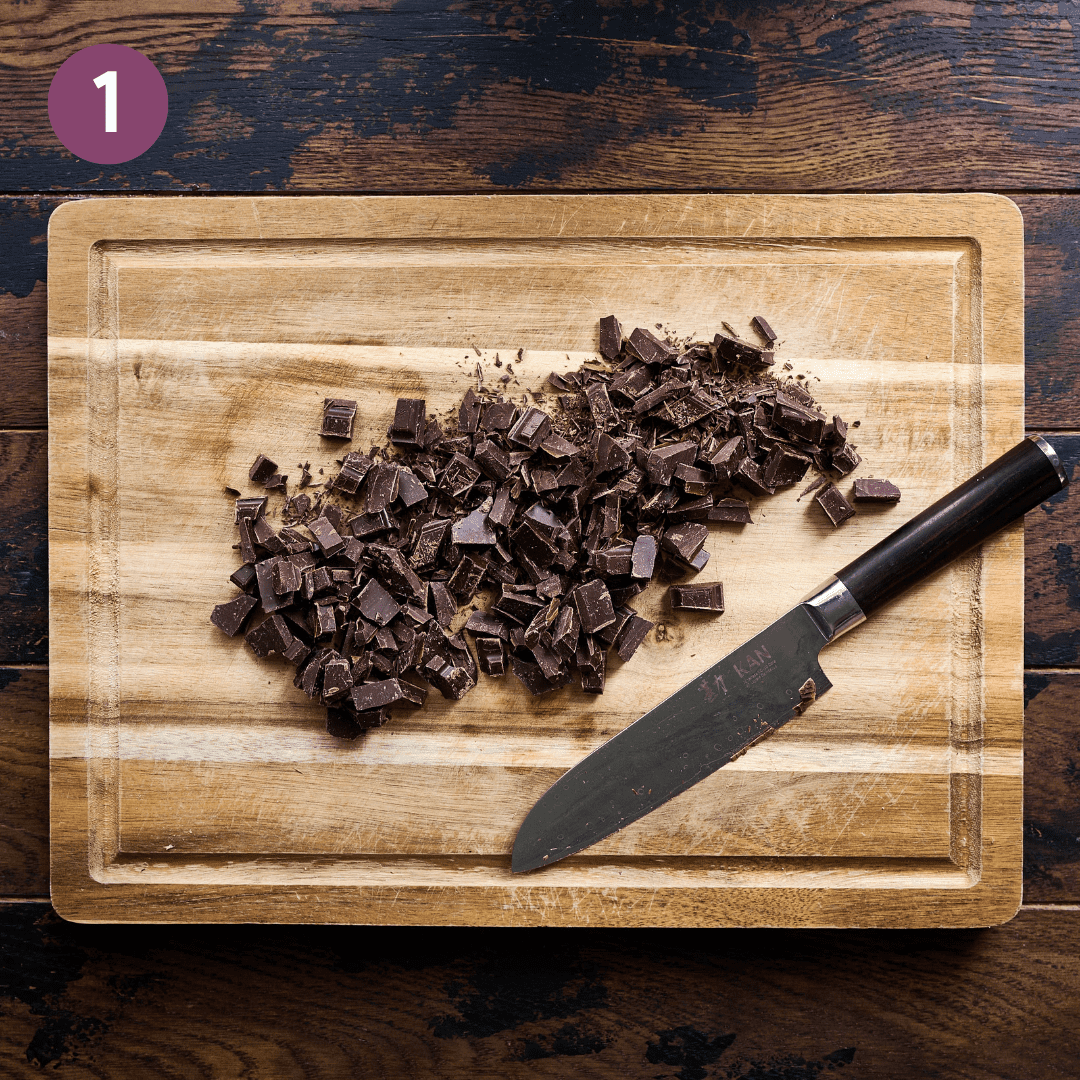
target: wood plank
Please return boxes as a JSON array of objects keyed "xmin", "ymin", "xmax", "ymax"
[
  {"xmin": 5, "ymin": 4, "xmax": 1080, "ymax": 193},
  {"xmin": 0, "ymin": 197, "xmax": 68, "ymax": 429},
  {"xmin": 1024, "ymin": 435, "xmax": 1080, "ymax": 667},
  {"xmin": 1024, "ymin": 671, "xmax": 1080, "ymax": 903},
  {"xmin": 0, "ymin": 669, "xmax": 48, "ymax": 897},
  {"xmin": 47, "ymin": 194, "xmax": 1025, "ymax": 925},
  {"xmin": 0, "ymin": 433, "xmax": 47, "ymax": 664},
  {"xmin": 0, "ymin": 903, "xmax": 1077, "ymax": 1076},
  {"xmin": 1014, "ymin": 197, "xmax": 1080, "ymax": 431}
]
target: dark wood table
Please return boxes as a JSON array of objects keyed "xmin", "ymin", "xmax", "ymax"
[{"xmin": 2, "ymin": 4, "xmax": 1078, "ymax": 1075}]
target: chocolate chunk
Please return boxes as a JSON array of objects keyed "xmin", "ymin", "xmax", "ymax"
[
  {"xmin": 576, "ymin": 634, "xmax": 606, "ymax": 694},
  {"xmin": 357, "ymin": 579, "xmax": 401, "ymax": 625},
  {"xmin": 645, "ymin": 440, "xmax": 698, "ymax": 485},
  {"xmin": 284, "ymin": 638, "xmax": 310, "ymax": 666},
  {"xmin": 351, "ymin": 678, "xmax": 426, "ymax": 712},
  {"xmin": 367, "ymin": 544, "xmax": 428, "ymax": 604},
  {"xmin": 464, "ymin": 610, "xmax": 510, "ymax": 639},
  {"xmin": 586, "ymin": 382, "xmax": 617, "ymax": 429},
  {"xmin": 248, "ymin": 454, "xmax": 278, "ymax": 485},
  {"xmin": 707, "ymin": 499, "xmax": 753, "ymax": 524},
  {"xmin": 852, "ymin": 478, "xmax": 901, "ymax": 502},
  {"xmin": 427, "ymin": 581, "xmax": 457, "ymax": 627},
  {"xmin": 539, "ymin": 432, "xmax": 581, "ymax": 459},
  {"xmin": 493, "ymin": 585, "xmax": 546, "ymax": 625},
  {"xmin": 816, "ymin": 484, "xmax": 856, "ymax": 527},
  {"xmin": 661, "ymin": 522, "xmax": 708, "ymax": 564},
  {"xmin": 762, "ymin": 446, "xmax": 813, "ymax": 488},
  {"xmin": 733, "ymin": 458, "xmax": 776, "ymax": 497},
  {"xmin": 631, "ymin": 534, "xmax": 658, "ymax": 578},
  {"xmin": 772, "ymin": 392, "xmax": 826, "ymax": 445},
  {"xmin": 335, "ymin": 452, "xmax": 374, "ymax": 495},
  {"xmin": 349, "ymin": 509, "xmax": 397, "ymax": 538},
  {"xmin": 572, "ymin": 579, "xmax": 616, "ymax": 633},
  {"xmin": 272, "ymin": 559, "xmax": 302, "ymax": 595},
  {"xmin": 459, "ymin": 388, "xmax": 482, "ymax": 433},
  {"xmin": 410, "ymin": 519, "xmax": 451, "ymax": 570},
  {"xmin": 830, "ymin": 443, "xmax": 862, "ymax": 476},
  {"xmin": 237, "ymin": 517, "xmax": 257, "ymax": 565},
  {"xmin": 254, "ymin": 559, "xmax": 290, "ymax": 613},
  {"xmin": 447, "ymin": 553, "xmax": 487, "ymax": 602},
  {"xmin": 597, "ymin": 545, "xmax": 633, "ymax": 577},
  {"xmin": 475, "ymin": 636, "xmax": 507, "ymax": 677},
  {"xmin": 320, "ymin": 398, "xmax": 357, "ymax": 440},
  {"xmin": 364, "ymin": 462, "xmax": 400, "ymax": 512},
  {"xmin": 449, "ymin": 503, "xmax": 494, "ymax": 544},
  {"xmin": 441, "ymin": 452, "xmax": 482, "ymax": 498},
  {"xmin": 473, "ymin": 439, "xmax": 511, "ymax": 481},
  {"xmin": 507, "ymin": 407, "xmax": 553, "ymax": 449},
  {"xmin": 320, "ymin": 656, "xmax": 354, "ymax": 702},
  {"xmin": 510, "ymin": 656, "xmax": 561, "ymax": 696},
  {"xmin": 326, "ymin": 708, "xmax": 366, "ymax": 740},
  {"xmin": 245, "ymin": 612, "xmax": 294, "ymax": 657},
  {"xmin": 751, "ymin": 315, "xmax": 778, "ymax": 343},
  {"xmin": 313, "ymin": 601, "xmax": 338, "ymax": 640},
  {"xmin": 670, "ymin": 583, "xmax": 725, "ymax": 612},
  {"xmin": 235, "ymin": 496, "xmax": 267, "ymax": 521},
  {"xmin": 714, "ymin": 334, "xmax": 774, "ymax": 369},
  {"xmin": 481, "ymin": 400, "xmax": 517, "ymax": 432},
  {"xmin": 599, "ymin": 314, "xmax": 623, "ymax": 360},
  {"xmin": 396, "ymin": 467, "xmax": 428, "ymax": 508},
  {"xmin": 307, "ymin": 516, "xmax": 345, "ymax": 557},
  {"xmin": 211, "ymin": 593, "xmax": 259, "ymax": 637},
  {"xmin": 628, "ymin": 327, "xmax": 678, "ymax": 365},
  {"xmin": 390, "ymin": 398, "xmax": 426, "ymax": 449},
  {"xmin": 633, "ymin": 380, "xmax": 688, "ymax": 416},
  {"xmin": 230, "ymin": 563, "xmax": 258, "ymax": 592},
  {"xmin": 614, "ymin": 613, "xmax": 653, "ymax": 661},
  {"xmin": 263, "ymin": 473, "xmax": 288, "ymax": 493}
]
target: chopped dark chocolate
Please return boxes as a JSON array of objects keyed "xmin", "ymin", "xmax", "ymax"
[
  {"xmin": 481, "ymin": 400, "xmax": 517, "ymax": 432},
  {"xmin": 508, "ymin": 406, "xmax": 553, "ymax": 450},
  {"xmin": 320, "ymin": 398, "xmax": 357, "ymax": 440},
  {"xmin": 237, "ymin": 517, "xmax": 257, "ymax": 565},
  {"xmin": 614, "ymin": 613, "xmax": 653, "ymax": 661},
  {"xmin": 475, "ymin": 636, "xmax": 507, "ymax": 677},
  {"xmin": 572, "ymin": 579, "xmax": 616, "ymax": 634},
  {"xmin": 628, "ymin": 327, "xmax": 678, "ymax": 365},
  {"xmin": 307, "ymin": 516, "xmax": 345, "ymax": 557},
  {"xmin": 427, "ymin": 581, "xmax": 456, "ymax": 627},
  {"xmin": 708, "ymin": 499, "xmax": 753, "ymax": 524},
  {"xmin": 364, "ymin": 462, "xmax": 400, "ymax": 512},
  {"xmin": 357, "ymin": 579, "xmax": 401, "ymax": 626},
  {"xmin": 714, "ymin": 334, "xmax": 774, "ymax": 369},
  {"xmin": 816, "ymin": 484, "xmax": 857, "ymax": 527},
  {"xmin": 235, "ymin": 496, "xmax": 267, "ymax": 521},
  {"xmin": 248, "ymin": 454, "xmax": 278, "ymax": 485},
  {"xmin": 452, "ymin": 508, "xmax": 496, "ymax": 545},
  {"xmin": 245, "ymin": 613, "xmax": 294, "ymax": 657},
  {"xmin": 598, "ymin": 314, "xmax": 622, "ymax": 360},
  {"xmin": 762, "ymin": 446, "xmax": 813, "ymax": 489},
  {"xmin": 335, "ymin": 452, "xmax": 374, "ymax": 495},
  {"xmin": 390, "ymin": 398, "xmax": 426, "ymax": 449},
  {"xmin": 852, "ymin": 478, "xmax": 901, "ymax": 502},
  {"xmin": 751, "ymin": 315, "xmax": 778, "ymax": 343},
  {"xmin": 211, "ymin": 593, "xmax": 259, "ymax": 637},
  {"xmin": 447, "ymin": 553, "xmax": 487, "ymax": 602},
  {"xmin": 661, "ymin": 522, "xmax": 708, "ymax": 564},
  {"xmin": 670, "ymin": 583, "xmax": 725, "ymax": 612},
  {"xmin": 830, "ymin": 443, "xmax": 862, "ymax": 476},
  {"xmin": 272, "ymin": 558, "xmax": 302, "ymax": 595},
  {"xmin": 230, "ymin": 563, "xmax": 258, "ymax": 592}
]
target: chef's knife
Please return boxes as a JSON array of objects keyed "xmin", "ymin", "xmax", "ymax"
[{"xmin": 512, "ymin": 435, "xmax": 1069, "ymax": 873}]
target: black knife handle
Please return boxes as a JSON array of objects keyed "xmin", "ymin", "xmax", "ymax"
[{"xmin": 835, "ymin": 436, "xmax": 1069, "ymax": 618}]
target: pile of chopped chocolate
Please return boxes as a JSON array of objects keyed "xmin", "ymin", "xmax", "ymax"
[{"xmin": 211, "ymin": 316, "xmax": 869, "ymax": 740}]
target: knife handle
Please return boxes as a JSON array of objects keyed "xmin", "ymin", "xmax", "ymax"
[{"xmin": 835, "ymin": 435, "xmax": 1069, "ymax": 618}]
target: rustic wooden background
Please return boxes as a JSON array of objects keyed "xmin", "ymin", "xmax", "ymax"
[{"xmin": 2, "ymin": 1, "xmax": 1079, "ymax": 1075}]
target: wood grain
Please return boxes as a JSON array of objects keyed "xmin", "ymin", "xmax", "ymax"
[
  {"xmin": 1024, "ymin": 435, "xmax": 1080, "ymax": 667},
  {"xmin": 0, "ymin": 433, "xmax": 47, "ymax": 665},
  {"xmin": 45, "ymin": 193, "xmax": 1025, "ymax": 925},
  {"xmin": 0, "ymin": 668, "xmax": 48, "ymax": 897},
  {"xmin": 1024, "ymin": 671, "xmax": 1080, "ymax": 904},
  {"xmin": 5, "ymin": 3, "xmax": 1080, "ymax": 193},
  {"xmin": 1, "ymin": 902, "xmax": 1078, "ymax": 1076}
]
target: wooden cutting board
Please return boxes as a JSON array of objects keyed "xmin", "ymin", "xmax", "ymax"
[{"xmin": 48, "ymin": 194, "xmax": 1024, "ymax": 926}]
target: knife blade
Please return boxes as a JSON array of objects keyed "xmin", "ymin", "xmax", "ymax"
[{"xmin": 512, "ymin": 435, "xmax": 1069, "ymax": 873}]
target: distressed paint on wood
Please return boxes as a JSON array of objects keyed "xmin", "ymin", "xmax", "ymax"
[
  {"xmin": 5, "ymin": 3, "xmax": 1080, "ymax": 192},
  {"xmin": 1, "ymin": 903, "xmax": 1079, "ymax": 1075}
]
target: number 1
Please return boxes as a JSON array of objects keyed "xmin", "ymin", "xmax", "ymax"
[{"xmin": 93, "ymin": 70, "xmax": 117, "ymax": 133}]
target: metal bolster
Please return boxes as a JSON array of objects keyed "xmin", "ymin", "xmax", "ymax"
[
  {"xmin": 800, "ymin": 576, "xmax": 867, "ymax": 644},
  {"xmin": 1029, "ymin": 434, "xmax": 1069, "ymax": 489}
]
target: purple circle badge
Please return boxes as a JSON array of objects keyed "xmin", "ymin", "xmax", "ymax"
[{"xmin": 48, "ymin": 44, "xmax": 168, "ymax": 165}]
